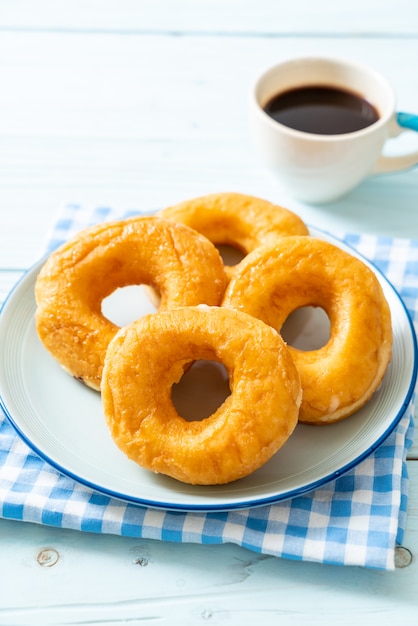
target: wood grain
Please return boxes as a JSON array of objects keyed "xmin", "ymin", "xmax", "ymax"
[
  {"xmin": 0, "ymin": 1, "xmax": 417, "ymax": 620},
  {"xmin": 0, "ymin": 463, "xmax": 417, "ymax": 623}
]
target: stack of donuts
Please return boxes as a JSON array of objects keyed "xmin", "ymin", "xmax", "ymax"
[{"xmin": 35, "ymin": 192, "xmax": 392, "ymax": 485}]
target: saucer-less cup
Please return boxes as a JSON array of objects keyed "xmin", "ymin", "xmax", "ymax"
[{"xmin": 250, "ymin": 57, "xmax": 418, "ymax": 203}]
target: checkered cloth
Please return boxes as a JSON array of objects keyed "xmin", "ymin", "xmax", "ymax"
[{"xmin": 0, "ymin": 203, "xmax": 417, "ymax": 571}]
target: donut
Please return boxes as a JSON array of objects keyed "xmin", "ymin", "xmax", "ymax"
[
  {"xmin": 222, "ymin": 236, "xmax": 392, "ymax": 424},
  {"xmin": 158, "ymin": 192, "xmax": 309, "ymax": 281},
  {"xmin": 101, "ymin": 306, "xmax": 302, "ymax": 485},
  {"xmin": 35, "ymin": 216, "xmax": 227, "ymax": 391}
]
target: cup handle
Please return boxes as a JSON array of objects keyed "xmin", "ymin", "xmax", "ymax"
[{"xmin": 373, "ymin": 112, "xmax": 418, "ymax": 174}]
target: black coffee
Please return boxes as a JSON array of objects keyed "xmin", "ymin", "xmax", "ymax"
[{"xmin": 263, "ymin": 85, "xmax": 379, "ymax": 135}]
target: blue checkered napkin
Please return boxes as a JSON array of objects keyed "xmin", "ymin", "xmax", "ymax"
[{"xmin": 0, "ymin": 204, "xmax": 416, "ymax": 571}]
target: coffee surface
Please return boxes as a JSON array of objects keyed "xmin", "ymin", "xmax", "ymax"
[{"xmin": 263, "ymin": 85, "xmax": 379, "ymax": 135}]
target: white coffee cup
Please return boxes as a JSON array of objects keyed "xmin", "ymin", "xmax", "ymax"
[{"xmin": 249, "ymin": 56, "xmax": 418, "ymax": 203}]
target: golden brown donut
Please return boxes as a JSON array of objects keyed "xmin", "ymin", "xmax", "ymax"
[
  {"xmin": 101, "ymin": 306, "xmax": 302, "ymax": 485},
  {"xmin": 222, "ymin": 236, "xmax": 392, "ymax": 424},
  {"xmin": 35, "ymin": 216, "xmax": 227, "ymax": 391},
  {"xmin": 158, "ymin": 192, "xmax": 309, "ymax": 281}
]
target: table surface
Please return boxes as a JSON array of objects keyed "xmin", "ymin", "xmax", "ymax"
[{"xmin": 1, "ymin": 1, "xmax": 418, "ymax": 623}]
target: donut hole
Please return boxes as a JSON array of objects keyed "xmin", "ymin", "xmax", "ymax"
[
  {"xmin": 101, "ymin": 284, "xmax": 158, "ymax": 326},
  {"xmin": 171, "ymin": 359, "xmax": 231, "ymax": 421},
  {"xmin": 281, "ymin": 306, "xmax": 331, "ymax": 351},
  {"xmin": 216, "ymin": 243, "xmax": 246, "ymax": 268}
]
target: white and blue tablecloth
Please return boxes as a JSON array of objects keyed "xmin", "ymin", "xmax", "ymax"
[{"xmin": 0, "ymin": 203, "xmax": 417, "ymax": 571}]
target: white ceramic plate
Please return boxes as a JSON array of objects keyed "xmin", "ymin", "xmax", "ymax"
[{"xmin": 0, "ymin": 228, "xmax": 416, "ymax": 512}]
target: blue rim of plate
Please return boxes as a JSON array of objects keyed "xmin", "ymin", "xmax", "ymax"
[{"xmin": 0, "ymin": 227, "xmax": 417, "ymax": 512}]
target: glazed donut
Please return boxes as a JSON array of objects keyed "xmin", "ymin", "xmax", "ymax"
[
  {"xmin": 158, "ymin": 192, "xmax": 309, "ymax": 281},
  {"xmin": 35, "ymin": 216, "xmax": 227, "ymax": 391},
  {"xmin": 101, "ymin": 306, "xmax": 302, "ymax": 485},
  {"xmin": 222, "ymin": 236, "xmax": 392, "ymax": 425}
]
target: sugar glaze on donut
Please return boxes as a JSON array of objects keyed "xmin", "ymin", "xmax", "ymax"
[
  {"xmin": 101, "ymin": 306, "xmax": 302, "ymax": 485},
  {"xmin": 35, "ymin": 216, "xmax": 227, "ymax": 391},
  {"xmin": 222, "ymin": 236, "xmax": 393, "ymax": 424},
  {"xmin": 158, "ymin": 192, "xmax": 309, "ymax": 281}
]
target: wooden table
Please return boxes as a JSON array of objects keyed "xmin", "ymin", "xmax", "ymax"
[{"xmin": 0, "ymin": 1, "xmax": 417, "ymax": 623}]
